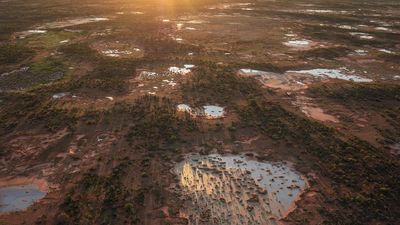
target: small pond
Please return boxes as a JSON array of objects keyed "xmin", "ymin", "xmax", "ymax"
[
  {"xmin": 0, "ymin": 184, "xmax": 46, "ymax": 213},
  {"xmin": 172, "ymin": 154, "xmax": 307, "ymax": 225}
]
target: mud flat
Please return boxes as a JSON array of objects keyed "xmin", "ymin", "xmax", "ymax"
[
  {"xmin": 172, "ymin": 154, "xmax": 308, "ymax": 225},
  {"xmin": 292, "ymin": 96, "xmax": 339, "ymax": 123}
]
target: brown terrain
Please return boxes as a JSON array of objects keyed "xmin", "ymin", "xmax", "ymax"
[{"xmin": 0, "ymin": 0, "xmax": 399, "ymax": 225}]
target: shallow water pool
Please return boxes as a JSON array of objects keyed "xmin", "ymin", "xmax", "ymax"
[
  {"xmin": 0, "ymin": 184, "xmax": 46, "ymax": 213},
  {"xmin": 173, "ymin": 154, "xmax": 307, "ymax": 225}
]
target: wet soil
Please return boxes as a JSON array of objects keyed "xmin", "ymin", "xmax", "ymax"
[{"xmin": 0, "ymin": 0, "xmax": 399, "ymax": 225}]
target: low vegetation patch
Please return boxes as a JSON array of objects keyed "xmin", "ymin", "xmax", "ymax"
[
  {"xmin": 122, "ymin": 95, "xmax": 197, "ymax": 149},
  {"xmin": 0, "ymin": 44, "xmax": 35, "ymax": 64},
  {"xmin": 181, "ymin": 64, "xmax": 261, "ymax": 105},
  {"xmin": 60, "ymin": 162, "xmax": 141, "ymax": 225}
]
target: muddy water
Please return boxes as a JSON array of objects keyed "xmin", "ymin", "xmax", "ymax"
[
  {"xmin": 287, "ymin": 69, "xmax": 373, "ymax": 82},
  {"xmin": 168, "ymin": 66, "xmax": 191, "ymax": 75},
  {"xmin": 173, "ymin": 154, "xmax": 307, "ymax": 225},
  {"xmin": 238, "ymin": 69, "xmax": 309, "ymax": 91},
  {"xmin": 238, "ymin": 68, "xmax": 372, "ymax": 90},
  {"xmin": 0, "ymin": 184, "xmax": 46, "ymax": 213},
  {"xmin": 202, "ymin": 105, "xmax": 225, "ymax": 118},
  {"xmin": 176, "ymin": 104, "xmax": 225, "ymax": 119}
]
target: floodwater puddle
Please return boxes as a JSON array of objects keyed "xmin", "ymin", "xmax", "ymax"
[
  {"xmin": 208, "ymin": 3, "xmax": 253, "ymax": 10},
  {"xmin": 378, "ymin": 49, "xmax": 395, "ymax": 54},
  {"xmin": 52, "ymin": 92, "xmax": 70, "ymax": 99},
  {"xmin": 15, "ymin": 30, "xmax": 47, "ymax": 39},
  {"xmin": 131, "ymin": 11, "xmax": 144, "ymax": 15},
  {"xmin": 186, "ymin": 20, "xmax": 208, "ymax": 24},
  {"xmin": 0, "ymin": 67, "xmax": 30, "ymax": 77},
  {"xmin": 375, "ymin": 27, "xmax": 391, "ymax": 32},
  {"xmin": 238, "ymin": 68, "xmax": 372, "ymax": 91},
  {"xmin": 238, "ymin": 69, "xmax": 270, "ymax": 77},
  {"xmin": 353, "ymin": 49, "xmax": 368, "ymax": 56},
  {"xmin": 133, "ymin": 65, "xmax": 194, "ymax": 95},
  {"xmin": 202, "ymin": 105, "xmax": 225, "ymax": 118},
  {"xmin": 91, "ymin": 41, "xmax": 143, "ymax": 58},
  {"xmin": 283, "ymin": 39, "xmax": 313, "ymax": 49},
  {"xmin": 177, "ymin": 104, "xmax": 192, "ymax": 113},
  {"xmin": 349, "ymin": 32, "xmax": 374, "ymax": 40},
  {"xmin": 184, "ymin": 64, "xmax": 195, "ymax": 69},
  {"xmin": 238, "ymin": 69, "xmax": 309, "ymax": 91},
  {"xmin": 101, "ymin": 49, "xmax": 134, "ymax": 57},
  {"xmin": 162, "ymin": 79, "xmax": 177, "ymax": 87},
  {"xmin": 59, "ymin": 39, "xmax": 70, "ymax": 44},
  {"xmin": 0, "ymin": 178, "xmax": 50, "ymax": 213},
  {"xmin": 304, "ymin": 9, "xmax": 351, "ymax": 14},
  {"xmin": 177, "ymin": 104, "xmax": 225, "ymax": 119},
  {"xmin": 137, "ymin": 71, "xmax": 160, "ymax": 80},
  {"xmin": 136, "ymin": 65, "xmax": 193, "ymax": 81},
  {"xmin": 172, "ymin": 37, "xmax": 184, "ymax": 42},
  {"xmin": 337, "ymin": 25, "xmax": 356, "ymax": 30},
  {"xmin": 168, "ymin": 66, "xmax": 191, "ymax": 75},
  {"xmin": 0, "ymin": 185, "xmax": 46, "ymax": 213},
  {"xmin": 38, "ymin": 17, "xmax": 109, "ymax": 29},
  {"xmin": 285, "ymin": 33, "xmax": 297, "ymax": 37},
  {"xmin": 177, "ymin": 23, "xmax": 184, "ymax": 30},
  {"xmin": 15, "ymin": 17, "xmax": 109, "ymax": 38},
  {"xmin": 172, "ymin": 154, "xmax": 308, "ymax": 225},
  {"xmin": 286, "ymin": 68, "xmax": 373, "ymax": 82}
]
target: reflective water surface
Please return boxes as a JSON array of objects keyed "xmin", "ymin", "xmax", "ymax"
[
  {"xmin": 173, "ymin": 154, "xmax": 307, "ymax": 225},
  {"xmin": 0, "ymin": 184, "xmax": 46, "ymax": 213}
]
